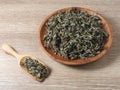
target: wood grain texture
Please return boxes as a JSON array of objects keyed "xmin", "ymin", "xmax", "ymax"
[{"xmin": 0, "ymin": 0, "xmax": 120, "ymax": 90}]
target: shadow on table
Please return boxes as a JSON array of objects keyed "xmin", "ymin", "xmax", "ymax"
[{"xmin": 68, "ymin": 17, "xmax": 120, "ymax": 70}]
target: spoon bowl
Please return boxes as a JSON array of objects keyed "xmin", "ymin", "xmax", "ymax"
[{"xmin": 2, "ymin": 44, "xmax": 49, "ymax": 82}]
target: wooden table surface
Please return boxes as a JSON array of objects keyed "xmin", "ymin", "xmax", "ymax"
[{"xmin": 0, "ymin": 0, "xmax": 120, "ymax": 90}]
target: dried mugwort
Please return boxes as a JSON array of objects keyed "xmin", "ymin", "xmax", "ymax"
[
  {"xmin": 43, "ymin": 8, "xmax": 108, "ymax": 60},
  {"xmin": 20, "ymin": 57, "xmax": 48, "ymax": 79}
]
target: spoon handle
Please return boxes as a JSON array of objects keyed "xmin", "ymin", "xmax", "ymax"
[{"xmin": 1, "ymin": 44, "xmax": 21, "ymax": 58}]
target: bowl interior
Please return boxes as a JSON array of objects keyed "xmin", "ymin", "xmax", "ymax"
[{"xmin": 38, "ymin": 7, "xmax": 112, "ymax": 65}]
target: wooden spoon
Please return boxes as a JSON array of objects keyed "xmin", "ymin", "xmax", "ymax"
[
  {"xmin": 2, "ymin": 44, "xmax": 49, "ymax": 82},
  {"xmin": 38, "ymin": 7, "xmax": 112, "ymax": 65}
]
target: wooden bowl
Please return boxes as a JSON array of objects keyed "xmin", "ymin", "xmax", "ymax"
[{"xmin": 38, "ymin": 7, "xmax": 112, "ymax": 65}]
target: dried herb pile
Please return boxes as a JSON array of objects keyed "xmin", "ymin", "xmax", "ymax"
[
  {"xmin": 21, "ymin": 57, "xmax": 48, "ymax": 79},
  {"xmin": 43, "ymin": 8, "xmax": 108, "ymax": 60}
]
